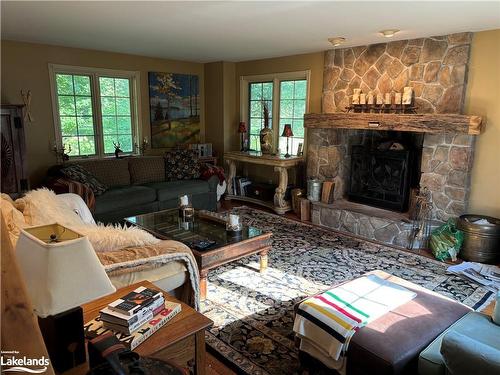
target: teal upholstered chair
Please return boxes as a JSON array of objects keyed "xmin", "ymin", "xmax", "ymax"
[{"xmin": 418, "ymin": 291, "xmax": 500, "ymax": 375}]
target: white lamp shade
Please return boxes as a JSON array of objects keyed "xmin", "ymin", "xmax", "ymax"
[{"xmin": 15, "ymin": 223, "xmax": 116, "ymax": 318}]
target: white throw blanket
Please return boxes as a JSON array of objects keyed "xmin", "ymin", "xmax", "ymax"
[
  {"xmin": 16, "ymin": 188, "xmax": 160, "ymax": 252},
  {"xmin": 293, "ymin": 274, "xmax": 417, "ymax": 364}
]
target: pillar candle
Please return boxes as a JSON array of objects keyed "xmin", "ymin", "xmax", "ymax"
[
  {"xmin": 360, "ymin": 93, "xmax": 366, "ymax": 105},
  {"xmin": 385, "ymin": 93, "xmax": 391, "ymax": 105},
  {"xmin": 367, "ymin": 92, "xmax": 374, "ymax": 105},
  {"xmin": 403, "ymin": 87, "xmax": 413, "ymax": 105},
  {"xmin": 395, "ymin": 93, "xmax": 402, "ymax": 105},
  {"xmin": 352, "ymin": 89, "xmax": 361, "ymax": 105},
  {"xmin": 376, "ymin": 94, "xmax": 384, "ymax": 105},
  {"xmin": 180, "ymin": 195, "xmax": 189, "ymax": 206}
]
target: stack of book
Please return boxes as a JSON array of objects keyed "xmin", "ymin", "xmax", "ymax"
[
  {"xmin": 85, "ymin": 286, "xmax": 181, "ymax": 350},
  {"xmin": 231, "ymin": 176, "xmax": 252, "ymax": 196}
]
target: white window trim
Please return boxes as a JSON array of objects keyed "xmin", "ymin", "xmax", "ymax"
[
  {"xmin": 48, "ymin": 63, "xmax": 142, "ymax": 159},
  {"xmin": 240, "ymin": 70, "xmax": 311, "ymax": 154}
]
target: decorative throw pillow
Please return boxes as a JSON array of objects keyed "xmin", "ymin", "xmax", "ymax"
[
  {"xmin": 164, "ymin": 149, "xmax": 201, "ymax": 181},
  {"xmin": 60, "ymin": 164, "xmax": 108, "ymax": 196}
]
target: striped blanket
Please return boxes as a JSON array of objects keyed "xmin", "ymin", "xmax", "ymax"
[{"xmin": 293, "ymin": 274, "xmax": 417, "ymax": 361}]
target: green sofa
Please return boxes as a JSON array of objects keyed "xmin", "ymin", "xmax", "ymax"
[
  {"xmin": 418, "ymin": 291, "xmax": 500, "ymax": 375},
  {"xmin": 51, "ymin": 156, "xmax": 218, "ymax": 223}
]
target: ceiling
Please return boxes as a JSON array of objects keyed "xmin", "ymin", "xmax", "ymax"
[{"xmin": 2, "ymin": 1, "xmax": 500, "ymax": 63}]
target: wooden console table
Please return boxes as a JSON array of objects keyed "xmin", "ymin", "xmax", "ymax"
[{"xmin": 224, "ymin": 151, "xmax": 304, "ymax": 214}]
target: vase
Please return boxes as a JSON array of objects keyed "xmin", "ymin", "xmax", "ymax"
[{"xmin": 259, "ymin": 123, "xmax": 273, "ymax": 154}]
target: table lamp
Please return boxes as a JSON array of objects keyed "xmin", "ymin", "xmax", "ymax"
[
  {"xmin": 238, "ymin": 121, "xmax": 248, "ymax": 151},
  {"xmin": 15, "ymin": 223, "xmax": 116, "ymax": 372},
  {"xmin": 281, "ymin": 124, "xmax": 294, "ymax": 158}
]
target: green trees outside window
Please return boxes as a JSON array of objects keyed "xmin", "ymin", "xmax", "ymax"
[{"xmin": 54, "ymin": 71, "xmax": 136, "ymax": 158}]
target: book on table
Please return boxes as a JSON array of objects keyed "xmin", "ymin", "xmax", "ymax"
[
  {"xmin": 108, "ymin": 286, "xmax": 163, "ymax": 316},
  {"xmin": 100, "ymin": 297, "xmax": 166, "ymax": 335},
  {"xmin": 84, "ymin": 300, "xmax": 182, "ymax": 350}
]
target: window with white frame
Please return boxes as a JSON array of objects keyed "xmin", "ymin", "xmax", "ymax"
[
  {"xmin": 49, "ymin": 65, "xmax": 140, "ymax": 158},
  {"xmin": 242, "ymin": 71, "xmax": 309, "ymax": 155}
]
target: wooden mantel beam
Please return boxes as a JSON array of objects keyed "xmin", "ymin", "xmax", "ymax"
[{"xmin": 304, "ymin": 113, "xmax": 484, "ymax": 135}]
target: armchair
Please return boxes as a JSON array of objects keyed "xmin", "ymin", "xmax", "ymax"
[{"xmin": 418, "ymin": 291, "xmax": 500, "ymax": 375}]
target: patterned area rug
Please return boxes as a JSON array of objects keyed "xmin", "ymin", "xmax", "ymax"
[{"xmin": 200, "ymin": 207, "xmax": 493, "ymax": 375}]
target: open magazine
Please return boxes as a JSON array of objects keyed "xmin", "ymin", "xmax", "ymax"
[{"xmin": 447, "ymin": 262, "xmax": 500, "ymax": 292}]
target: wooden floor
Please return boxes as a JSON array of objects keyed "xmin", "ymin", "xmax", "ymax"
[{"xmin": 205, "ymin": 199, "xmax": 496, "ymax": 373}]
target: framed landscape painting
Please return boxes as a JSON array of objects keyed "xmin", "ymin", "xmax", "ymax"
[{"xmin": 148, "ymin": 72, "xmax": 200, "ymax": 148}]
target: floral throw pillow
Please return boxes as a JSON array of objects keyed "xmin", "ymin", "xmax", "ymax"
[
  {"xmin": 60, "ymin": 164, "xmax": 108, "ymax": 196},
  {"xmin": 164, "ymin": 149, "xmax": 201, "ymax": 181}
]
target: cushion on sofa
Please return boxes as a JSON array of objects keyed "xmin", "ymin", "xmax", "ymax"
[
  {"xmin": 164, "ymin": 149, "xmax": 200, "ymax": 181},
  {"xmin": 145, "ymin": 179, "xmax": 210, "ymax": 202},
  {"xmin": 95, "ymin": 186, "xmax": 157, "ymax": 214},
  {"xmin": 60, "ymin": 164, "xmax": 108, "ymax": 195},
  {"xmin": 129, "ymin": 156, "xmax": 165, "ymax": 185},
  {"xmin": 79, "ymin": 159, "xmax": 131, "ymax": 187}
]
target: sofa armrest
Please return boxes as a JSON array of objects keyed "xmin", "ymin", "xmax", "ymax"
[
  {"xmin": 440, "ymin": 330, "xmax": 500, "ymax": 375},
  {"xmin": 205, "ymin": 175, "xmax": 220, "ymax": 192},
  {"xmin": 45, "ymin": 177, "xmax": 96, "ymax": 212}
]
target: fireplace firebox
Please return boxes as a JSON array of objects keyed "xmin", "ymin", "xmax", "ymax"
[{"xmin": 348, "ymin": 145, "xmax": 414, "ymax": 212}]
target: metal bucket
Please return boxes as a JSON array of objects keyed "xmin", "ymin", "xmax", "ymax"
[
  {"xmin": 457, "ymin": 214, "xmax": 500, "ymax": 264},
  {"xmin": 307, "ymin": 179, "xmax": 323, "ymax": 202}
]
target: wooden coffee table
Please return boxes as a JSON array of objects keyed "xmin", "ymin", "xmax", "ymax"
[{"xmin": 126, "ymin": 209, "xmax": 272, "ymax": 300}]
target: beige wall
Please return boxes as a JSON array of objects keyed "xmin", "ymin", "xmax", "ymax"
[
  {"xmin": 465, "ymin": 29, "xmax": 500, "ymax": 217},
  {"xmin": 1, "ymin": 40, "xmax": 204, "ymax": 186},
  {"xmin": 204, "ymin": 61, "xmax": 238, "ymax": 163},
  {"xmin": 204, "ymin": 62, "xmax": 224, "ymax": 162}
]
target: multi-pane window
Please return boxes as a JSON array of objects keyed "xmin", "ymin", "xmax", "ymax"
[
  {"xmin": 51, "ymin": 65, "xmax": 139, "ymax": 158},
  {"xmin": 248, "ymin": 82, "xmax": 273, "ymax": 151},
  {"xmin": 245, "ymin": 73, "xmax": 308, "ymax": 155},
  {"xmin": 278, "ymin": 80, "xmax": 307, "ymax": 155},
  {"xmin": 56, "ymin": 74, "xmax": 96, "ymax": 156},
  {"xmin": 99, "ymin": 77, "xmax": 133, "ymax": 154}
]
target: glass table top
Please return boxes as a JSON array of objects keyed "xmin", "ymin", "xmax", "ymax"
[{"xmin": 125, "ymin": 209, "xmax": 265, "ymax": 251}]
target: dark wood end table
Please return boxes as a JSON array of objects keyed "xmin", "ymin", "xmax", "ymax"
[{"xmin": 67, "ymin": 281, "xmax": 213, "ymax": 375}]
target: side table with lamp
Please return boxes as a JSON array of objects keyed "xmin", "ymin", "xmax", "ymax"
[{"xmin": 15, "ymin": 223, "xmax": 116, "ymax": 373}]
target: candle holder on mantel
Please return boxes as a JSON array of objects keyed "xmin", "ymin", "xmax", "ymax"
[{"xmin": 345, "ymin": 88, "xmax": 417, "ymax": 114}]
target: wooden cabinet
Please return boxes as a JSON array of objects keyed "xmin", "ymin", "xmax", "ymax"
[{"xmin": 1, "ymin": 105, "xmax": 28, "ymax": 196}]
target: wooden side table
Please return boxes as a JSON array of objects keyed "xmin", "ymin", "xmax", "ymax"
[
  {"xmin": 66, "ymin": 281, "xmax": 213, "ymax": 375},
  {"xmin": 224, "ymin": 151, "xmax": 304, "ymax": 214}
]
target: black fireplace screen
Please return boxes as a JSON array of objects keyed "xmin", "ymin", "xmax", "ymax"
[{"xmin": 348, "ymin": 145, "xmax": 413, "ymax": 212}]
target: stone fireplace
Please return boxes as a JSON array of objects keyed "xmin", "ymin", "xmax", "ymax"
[{"xmin": 305, "ymin": 32, "xmax": 482, "ymax": 248}]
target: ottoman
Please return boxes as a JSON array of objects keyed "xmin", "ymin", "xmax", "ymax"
[{"xmin": 295, "ymin": 271, "xmax": 471, "ymax": 375}]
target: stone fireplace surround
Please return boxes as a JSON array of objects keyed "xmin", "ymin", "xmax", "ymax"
[
  {"xmin": 307, "ymin": 127, "xmax": 476, "ymax": 248},
  {"xmin": 305, "ymin": 32, "xmax": 480, "ymax": 248}
]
